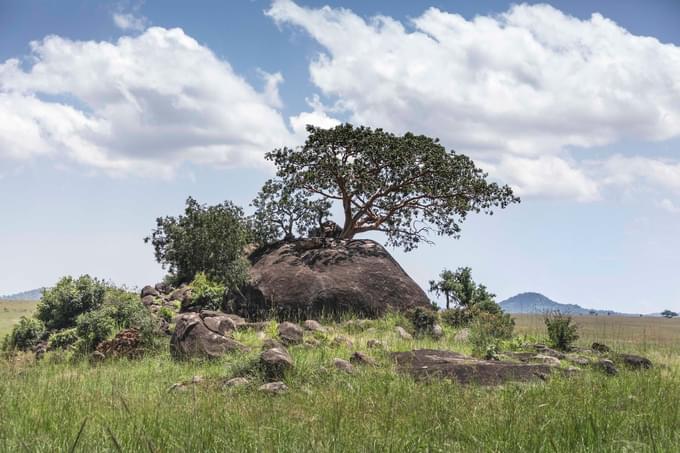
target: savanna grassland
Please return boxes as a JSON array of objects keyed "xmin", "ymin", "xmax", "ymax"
[
  {"xmin": 0, "ymin": 300, "xmax": 38, "ymax": 338},
  {"xmin": 2, "ymin": 312, "xmax": 680, "ymax": 452}
]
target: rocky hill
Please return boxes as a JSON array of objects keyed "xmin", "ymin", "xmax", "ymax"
[
  {"xmin": 0, "ymin": 288, "xmax": 44, "ymax": 301},
  {"xmin": 499, "ymin": 292, "xmax": 622, "ymax": 315}
]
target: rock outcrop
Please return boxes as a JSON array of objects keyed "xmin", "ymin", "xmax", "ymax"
[
  {"xmin": 230, "ymin": 239, "xmax": 431, "ymax": 320},
  {"xmin": 170, "ymin": 312, "xmax": 248, "ymax": 359}
]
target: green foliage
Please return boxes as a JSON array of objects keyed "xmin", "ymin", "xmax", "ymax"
[
  {"xmin": 3, "ymin": 316, "xmax": 45, "ymax": 351},
  {"xmin": 35, "ymin": 275, "xmax": 108, "ymax": 330},
  {"xmin": 406, "ymin": 307, "xmax": 437, "ymax": 337},
  {"xmin": 250, "ymin": 178, "xmax": 331, "ymax": 244},
  {"xmin": 661, "ymin": 310, "xmax": 678, "ymax": 319},
  {"xmin": 186, "ymin": 272, "xmax": 226, "ymax": 311},
  {"xmin": 545, "ymin": 312, "xmax": 579, "ymax": 351},
  {"xmin": 429, "ymin": 267, "xmax": 495, "ymax": 309},
  {"xmin": 145, "ymin": 197, "xmax": 250, "ymax": 286},
  {"xmin": 159, "ymin": 307, "xmax": 175, "ymax": 323},
  {"xmin": 470, "ymin": 312, "xmax": 515, "ymax": 359},
  {"xmin": 48, "ymin": 328, "xmax": 79, "ymax": 350},
  {"xmin": 267, "ymin": 123, "xmax": 519, "ymax": 251},
  {"xmin": 76, "ymin": 307, "xmax": 116, "ymax": 348},
  {"xmin": 440, "ymin": 307, "xmax": 474, "ymax": 328}
]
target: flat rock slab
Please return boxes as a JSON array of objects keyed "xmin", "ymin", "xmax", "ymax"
[{"xmin": 393, "ymin": 349, "xmax": 555, "ymax": 386}]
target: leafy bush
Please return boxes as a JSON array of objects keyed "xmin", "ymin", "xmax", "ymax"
[
  {"xmin": 48, "ymin": 328, "xmax": 79, "ymax": 349},
  {"xmin": 469, "ymin": 312, "xmax": 515, "ymax": 359},
  {"xmin": 36, "ymin": 275, "xmax": 109, "ymax": 330},
  {"xmin": 406, "ymin": 307, "xmax": 437, "ymax": 336},
  {"xmin": 159, "ymin": 306, "xmax": 175, "ymax": 323},
  {"xmin": 3, "ymin": 317, "xmax": 46, "ymax": 351},
  {"xmin": 145, "ymin": 197, "xmax": 251, "ymax": 286},
  {"xmin": 545, "ymin": 312, "xmax": 579, "ymax": 351},
  {"xmin": 185, "ymin": 272, "xmax": 226, "ymax": 311},
  {"xmin": 440, "ymin": 307, "xmax": 474, "ymax": 328},
  {"xmin": 76, "ymin": 307, "xmax": 116, "ymax": 348}
]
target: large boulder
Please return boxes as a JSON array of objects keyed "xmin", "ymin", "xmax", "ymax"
[
  {"xmin": 171, "ymin": 312, "xmax": 248, "ymax": 359},
  {"xmin": 231, "ymin": 238, "xmax": 431, "ymax": 319}
]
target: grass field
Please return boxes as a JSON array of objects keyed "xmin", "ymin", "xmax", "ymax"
[
  {"xmin": 0, "ymin": 300, "xmax": 38, "ymax": 338},
  {"xmin": 1, "ymin": 313, "xmax": 679, "ymax": 452}
]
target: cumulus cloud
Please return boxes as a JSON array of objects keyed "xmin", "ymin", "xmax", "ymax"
[
  {"xmin": 267, "ymin": 0, "xmax": 680, "ymax": 200},
  {"xmin": 657, "ymin": 198, "xmax": 680, "ymax": 214},
  {"xmin": 113, "ymin": 13, "xmax": 148, "ymax": 32},
  {"xmin": 0, "ymin": 27, "xmax": 297, "ymax": 175}
]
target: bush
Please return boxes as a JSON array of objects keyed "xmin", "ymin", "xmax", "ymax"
[
  {"xmin": 48, "ymin": 328, "xmax": 79, "ymax": 349},
  {"xmin": 545, "ymin": 312, "xmax": 579, "ymax": 351},
  {"xmin": 145, "ymin": 197, "xmax": 251, "ymax": 286},
  {"xmin": 76, "ymin": 307, "xmax": 116, "ymax": 349},
  {"xmin": 469, "ymin": 312, "xmax": 515, "ymax": 359},
  {"xmin": 185, "ymin": 272, "xmax": 226, "ymax": 311},
  {"xmin": 36, "ymin": 275, "xmax": 109, "ymax": 330},
  {"xmin": 159, "ymin": 306, "xmax": 175, "ymax": 323},
  {"xmin": 406, "ymin": 307, "xmax": 437, "ymax": 336},
  {"xmin": 3, "ymin": 317, "xmax": 46, "ymax": 351},
  {"xmin": 440, "ymin": 307, "xmax": 474, "ymax": 328}
]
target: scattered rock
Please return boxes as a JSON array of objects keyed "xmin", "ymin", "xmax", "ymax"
[
  {"xmin": 241, "ymin": 321, "xmax": 270, "ymax": 332},
  {"xmin": 333, "ymin": 358, "xmax": 355, "ymax": 374},
  {"xmin": 231, "ymin": 239, "xmax": 432, "ymax": 320},
  {"xmin": 304, "ymin": 338, "xmax": 321, "ymax": 347},
  {"xmin": 259, "ymin": 381, "xmax": 288, "ymax": 395},
  {"xmin": 90, "ymin": 350, "xmax": 106, "ymax": 362},
  {"xmin": 201, "ymin": 312, "xmax": 237, "ymax": 336},
  {"xmin": 532, "ymin": 344, "xmax": 566, "ymax": 359},
  {"xmin": 141, "ymin": 285, "xmax": 160, "ymax": 298},
  {"xmin": 395, "ymin": 326, "xmax": 413, "ymax": 340},
  {"xmin": 262, "ymin": 339, "xmax": 285, "ymax": 350},
  {"xmin": 392, "ymin": 349, "xmax": 556, "ymax": 385},
  {"xmin": 332, "ymin": 335, "xmax": 354, "ymax": 348},
  {"xmin": 533, "ymin": 354, "xmax": 561, "ymax": 367},
  {"xmin": 592, "ymin": 342, "xmax": 610, "ymax": 353},
  {"xmin": 155, "ymin": 282, "xmax": 172, "ymax": 295},
  {"xmin": 191, "ymin": 375, "xmax": 204, "ymax": 384},
  {"xmin": 33, "ymin": 341, "xmax": 48, "ymax": 361},
  {"xmin": 96, "ymin": 328, "xmax": 144, "ymax": 359},
  {"xmin": 366, "ymin": 339, "xmax": 384, "ymax": 349},
  {"xmin": 303, "ymin": 320, "xmax": 326, "ymax": 333},
  {"xmin": 432, "ymin": 324, "xmax": 444, "ymax": 339},
  {"xmin": 261, "ymin": 347, "xmax": 294, "ymax": 380},
  {"xmin": 171, "ymin": 313, "xmax": 248, "ymax": 359},
  {"xmin": 595, "ymin": 359, "xmax": 618, "ymax": 375},
  {"xmin": 619, "ymin": 354, "xmax": 652, "ymax": 370},
  {"xmin": 567, "ymin": 355, "xmax": 591, "ymax": 366},
  {"xmin": 141, "ymin": 295, "xmax": 157, "ymax": 307},
  {"xmin": 224, "ymin": 377, "xmax": 249, "ymax": 387},
  {"xmin": 454, "ymin": 329, "xmax": 470, "ymax": 342},
  {"xmin": 350, "ymin": 351, "xmax": 376, "ymax": 366},
  {"xmin": 278, "ymin": 322, "xmax": 303, "ymax": 346}
]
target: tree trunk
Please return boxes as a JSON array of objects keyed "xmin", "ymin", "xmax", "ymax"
[{"xmin": 445, "ymin": 293, "xmax": 450, "ymax": 310}]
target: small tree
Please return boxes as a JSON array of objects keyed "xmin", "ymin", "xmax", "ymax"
[
  {"xmin": 145, "ymin": 197, "xmax": 250, "ymax": 286},
  {"xmin": 3, "ymin": 317, "xmax": 46, "ymax": 351},
  {"xmin": 661, "ymin": 310, "xmax": 678, "ymax": 319},
  {"xmin": 544, "ymin": 312, "xmax": 579, "ymax": 351},
  {"xmin": 250, "ymin": 178, "xmax": 331, "ymax": 244},
  {"xmin": 35, "ymin": 275, "xmax": 109, "ymax": 330},
  {"xmin": 267, "ymin": 124, "xmax": 519, "ymax": 251},
  {"xmin": 429, "ymin": 267, "xmax": 495, "ymax": 309}
]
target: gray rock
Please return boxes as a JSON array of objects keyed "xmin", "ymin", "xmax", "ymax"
[
  {"xmin": 155, "ymin": 282, "xmax": 172, "ymax": 295},
  {"xmin": 432, "ymin": 324, "xmax": 444, "ymax": 339},
  {"xmin": 595, "ymin": 359, "xmax": 618, "ymax": 375},
  {"xmin": 141, "ymin": 295, "xmax": 157, "ymax": 306},
  {"xmin": 278, "ymin": 322, "xmax": 303, "ymax": 345},
  {"xmin": 619, "ymin": 354, "xmax": 652, "ymax": 370},
  {"xmin": 333, "ymin": 358, "xmax": 354, "ymax": 374},
  {"xmin": 567, "ymin": 355, "xmax": 591, "ymax": 366},
  {"xmin": 303, "ymin": 320, "xmax": 326, "ymax": 333},
  {"xmin": 170, "ymin": 313, "xmax": 248, "ymax": 359},
  {"xmin": 224, "ymin": 377, "xmax": 249, "ymax": 387},
  {"xmin": 332, "ymin": 335, "xmax": 354, "ymax": 348},
  {"xmin": 262, "ymin": 339, "xmax": 285, "ymax": 350},
  {"xmin": 230, "ymin": 239, "xmax": 431, "ymax": 319},
  {"xmin": 533, "ymin": 354, "xmax": 561, "ymax": 367},
  {"xmin": 201, "ymin": 314, "xmax": 237, "ymax": 336},
  {"xmin": 259, "ymin": 381, "xmax": 288, "ymax": 395},
  {"xmin": 141, "ymin": 285, "xmax": 160, "ymax": 298},
  {"xmin": 350, "ymin": 351, "xmax": 376, "ymax": 366},
  {"xmin": 261, "ymin": 347, "xmax": 294, "ymax": 380},
  {"xmin": 366, "ymin": 339, "xmax": 384, "ymax": 349},
  {"xmin": 592, "ymin": 342, "xmax": 610, "ymax": 353},
  {"xmin": 395, "ymin": 326, "xmax": 413, "ymax": 340}
]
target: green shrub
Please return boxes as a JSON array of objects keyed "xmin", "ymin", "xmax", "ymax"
[
  {"xmin": 159, "ymin": 306, "xmax": 175, "ymax": 322},
  {"xmin": 36, "ymin": 275, "xmax": 109, "ymax": 330},
  {"xmin": 440, "ymin": 307, "xmax": 474, "ymax": 328},
  {"xmin": 545, "ymin": 312, "xmax": 579, "ymax": 351},
  {"xmin": 76, "ymin": 307, "xmax": 116, "ymax": 349},
  {"xmin": 186, "ymin": 272, "xmax": 226, "ymax": 311},
  {"xmin": 48, "ymin": 328, "xmax": 79, "ymax": 349},
  {"xmin": 3, "ymin": 317, "xmax": 46, "ymax": 351},
  {"xmin": 469, "ymin": 311, "xmax": 515, "ymax": 359},
  {"xmin": 406, "ymin": 307, "xmax": 437, "ymax": 336}
]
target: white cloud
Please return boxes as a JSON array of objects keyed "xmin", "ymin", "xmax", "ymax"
[
  {"xmin": 600, "ymin": 155, "xmax": 680, "ymax": 193},
  {"xmin": 0, "ymin": 27, "xmax": 296, "ymax": 175},
  {"xmin": 267, "ymin": 0, "xmax": 680, "ymax": 200},
  {"xmin": 113, "ymin": 13, "xmax": 148, "ymax": 32},
  {"xmin": 657, "ymin": 198, "xmax": 680, "ymax": 214}
]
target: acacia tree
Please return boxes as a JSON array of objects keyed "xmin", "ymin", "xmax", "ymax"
[
  {"xmin": 250, "ymin": 178, "xmax": 331, "ymax": 244},
  {"xmin": 661, "ymin": 310, "xmax": 678, "ymax": 319},
  {"xmin": 267, "ymin": 124, "xmax": 519, "ymax": 251},
  {"xmin": 429, "ymin": 267, "xmax": 496, "ymax": 310}
]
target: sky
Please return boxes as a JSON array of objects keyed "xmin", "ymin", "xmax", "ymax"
[{"xmin": 0, "ymin": 0, "xmax": 679, "ymax": 313}]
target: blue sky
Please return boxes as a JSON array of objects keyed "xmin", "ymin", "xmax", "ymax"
[{"xmin": 1, "ymin": 0, "xmax": 679, "ymax": 313}]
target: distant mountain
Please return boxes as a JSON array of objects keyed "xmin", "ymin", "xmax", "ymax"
[
  {"xmin": 0, "ymin": 288, "xmax": 44, "ymax": 301},
  {"xmin": 499, "ymin": 292, "xmax": 623, "ymax": 316}
]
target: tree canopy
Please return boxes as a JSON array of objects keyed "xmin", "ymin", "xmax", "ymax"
[
  {"xmin": 144, "ymin": 197, "xmax": 250, "ymax": 286},
  {"xmin": 429, "ymin": 267, "xmax": 496, "ymax": 310},
  {"xmin": 266, "ymin": 123, "xmax": 519, "ymax": 251},
  {"xmin": 661, "ymin": 310, "xmax": 678, "ymax": 319}
]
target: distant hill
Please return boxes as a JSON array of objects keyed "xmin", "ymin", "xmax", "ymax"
[
  {"xmin": 0, "ymin": 288, "xmax": 44, "ymax": 301},
  {"xmin": 499, "ymin": 292, "xmax": 624, "ymax": 316}
]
